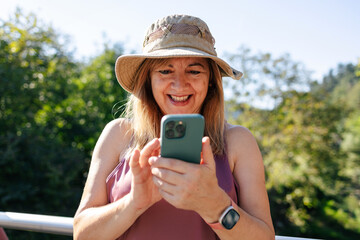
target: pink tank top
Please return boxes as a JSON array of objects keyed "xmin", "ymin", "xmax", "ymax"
[{"xmin": 106, "ymin": 153, "xmax": 239, "ymax": 240}]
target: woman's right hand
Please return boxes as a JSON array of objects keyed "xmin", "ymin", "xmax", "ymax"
[{"xmin": 129, "ymin": 138, "xmax": 162, "ymax": 212}]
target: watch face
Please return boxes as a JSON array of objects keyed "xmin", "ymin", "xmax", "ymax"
[{"xmin": 221, "ymin": 208, "xmax": 240, "ymax": 230}]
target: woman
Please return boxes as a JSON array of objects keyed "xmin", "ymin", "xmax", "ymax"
[{"xmin": 74, "ymin": 14, "xmax": 275, "ymax": 240}]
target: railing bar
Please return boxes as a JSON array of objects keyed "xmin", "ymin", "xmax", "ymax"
[
  {"xmin": 0, "ymin": 211, "xmax": 321, "ymax": 239},
  {"xmin": 275, "ymin": 236, "xmax": 321, "ymax": 240},
  {"xmin": 0, "ymin": 212, "xmax": 73, "ymax": 236}
]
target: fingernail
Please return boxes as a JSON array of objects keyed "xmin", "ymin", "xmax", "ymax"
[{"xmin": 149, "ymin": 157, "xmax": 156, "ymax": 165}]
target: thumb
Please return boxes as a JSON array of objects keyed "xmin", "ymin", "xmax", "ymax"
[{"xmin": 201, "ymin": 136, "xmax": 215, "ymax": 168}]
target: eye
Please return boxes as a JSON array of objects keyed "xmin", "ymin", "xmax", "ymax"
[
  {"xmin": 159, "ymin": 70, "xmax": 172, "ymax": 75},
  {"xmin": 189, "ymin": 70, "xmax": 201, "ymax": 75}
]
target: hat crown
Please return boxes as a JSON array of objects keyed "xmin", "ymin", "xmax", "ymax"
[{"xmin": 143, "ymin": 14, "xmax": 217, "ymax": 56}]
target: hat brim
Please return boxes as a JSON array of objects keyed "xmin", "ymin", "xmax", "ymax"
[{"xmin": 115, "ymin": 47, "xmax": 243, "ymax": 93}]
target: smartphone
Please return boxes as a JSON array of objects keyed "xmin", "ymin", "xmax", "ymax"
[{"xmin": 160, "ymin": 114, "xmax": 205, "ymax": 164}]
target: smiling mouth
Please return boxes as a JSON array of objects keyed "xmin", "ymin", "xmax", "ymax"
[{"xmin": 169, "ymin": 95, "xmax": 191, "ymax": 102}]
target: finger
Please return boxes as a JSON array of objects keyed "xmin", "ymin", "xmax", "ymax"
[
  {"xmin": 153, "ymin": 149, "xmax": 160, "ymax": 157},
  {"xmin": 129, "ymin": 149, "xmax": 141, "ymax": 175},
  {"xmin": 157, "ymin": 186, "xmax": 175, "ymax": 202},
  {"xmin": 151, "ymin": 167, "xmax": 182, "ymax": 185},
  {"xmin": 139, "ymin": 138, "xmax": 160, "ymax": 167},
  {"xmin": 201, "ymin": 137, "xmax": 215, "ymax": 168},
  {"xmin": 154, "ymin": 179, "xmax": 186, "ymax": 209},
  {"xmin": 150, "ymin": 157, "xmax": 189, "ymax": 174},
  {"xmin": 152, "ymin": 175, "xmax": 176, "ymax": 194}
]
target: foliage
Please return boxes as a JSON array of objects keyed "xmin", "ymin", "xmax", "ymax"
[
  {"xmin": 226, "ymin": 47, "xmax": 360, "ymax": 239},
  {"xmin": 0, "ymin": 9, "xmax": 127, "ymax": 239},
  {"xmin": 224, "ymin": 46, "xmax": 311, "ymax": 109}
]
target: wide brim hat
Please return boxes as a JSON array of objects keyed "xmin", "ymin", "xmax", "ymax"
[{"xmin": 115, "ymin": 14, "xmax": 243, "ymax": 93}]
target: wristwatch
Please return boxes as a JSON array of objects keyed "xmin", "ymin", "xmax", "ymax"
[{"xmin": 207, "ymin": 199, "xmax": 240, "ymax": 230}]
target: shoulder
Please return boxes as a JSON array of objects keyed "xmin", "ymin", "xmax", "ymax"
[
  {"xmin": 98, "ymin": 118, "xmax": 132, "ymax": 148},
  {"xmin": 225, "ymin": 123, "xmax": 259, "ymax": 157},
  {"xmin": 91, "ymin": 118, "xmax": 133, "ymax": 168},
  {"xmin": 102, "ymin": 118, "xmax": 132, "ymax": 137},
  {"xmin": 225, "ymin": 123, "xmax": 262, "ymax": 172},
  {"xmin": 96, "ymin": 118, "xmax": 133, "ymax": 159},
  {"xmin": 225, "ymin": 123, "xmax": 255, "ymax": 141}
]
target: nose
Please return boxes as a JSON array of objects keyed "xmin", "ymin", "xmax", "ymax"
[{"xmin": 171, "ymin": 72, "xmax": 189, "ymax": 89}]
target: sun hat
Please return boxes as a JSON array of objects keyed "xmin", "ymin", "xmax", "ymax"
[{"xmin": 115, "ymin": 14, "xmax": 243, "ymax": 93}]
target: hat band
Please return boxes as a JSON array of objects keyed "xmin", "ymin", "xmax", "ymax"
[{"xmin": 143, "ymin": 23, "xmax": 215, "ymax": 48}]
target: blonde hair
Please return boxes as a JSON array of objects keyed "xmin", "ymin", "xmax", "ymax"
[{"xmin": 123, "ymin": 58, "xmax": 225, "ymax": 159}]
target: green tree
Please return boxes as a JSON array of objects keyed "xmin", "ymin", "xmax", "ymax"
[
  {"xmin": 0, "ymin": 9, "xmax": 127, "ymax": 239},
  {"xmin": 224, "ymin": 46, "xmax": 311, "ymax": 109},
  {"xmin": 225, "ymin": 48, "xmax": 360, "ymax": 239},
  {"xmin": 0, "ymin": 9, "xmax": 82, "ymax": 240}
]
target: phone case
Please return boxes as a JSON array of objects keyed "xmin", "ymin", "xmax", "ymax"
[{"xmin": 160, "ymin": 114, "xmax": 205, "ymax": 164}]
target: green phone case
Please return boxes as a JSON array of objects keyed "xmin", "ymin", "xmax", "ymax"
[{"xmin": 160, "ymin": 114, "xmax": 205, "ymax": 164}]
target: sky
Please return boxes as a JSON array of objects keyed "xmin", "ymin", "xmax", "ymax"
[{"xmin": 1, "ymin": 0, "xmax": 359, "ymax": 81}]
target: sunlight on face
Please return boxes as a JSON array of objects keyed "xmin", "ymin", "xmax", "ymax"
[{"xmin": 150, "ymin": 57, "xmax": 210, "ymax": 115}]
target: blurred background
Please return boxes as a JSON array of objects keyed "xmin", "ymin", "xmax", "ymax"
[{"xmin": 0, "ymin": 0, "xmax": 359, "ymax": 239}]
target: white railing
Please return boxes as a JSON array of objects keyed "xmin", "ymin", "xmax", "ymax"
[
  {"xmin": 0, "ymin": 212, "xmax": 73, "ymax": 236},
  {"xmin": 0, "ymin": 211, "xmax": 320, "ymax": 239},
  {"xmin": 276, "ymin": 237, "xmax": 320, "ymax": 240}
]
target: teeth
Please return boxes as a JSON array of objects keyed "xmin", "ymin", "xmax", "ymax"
[{"xmin": 170, "ymin": 95, "xmax": 190, "ymax": 102}]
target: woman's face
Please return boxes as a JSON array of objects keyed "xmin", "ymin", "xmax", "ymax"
[{"xmin": 150, "ymin": 57, "xmax": 210, "ymax": 115}]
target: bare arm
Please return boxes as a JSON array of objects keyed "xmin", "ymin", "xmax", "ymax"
[
  {"xmin": 211, "ymin": 125, "xmax": 275, "ymax": 239},
  {"xmin": 73, "ymin": 119, "xmax": 161, "ymax": 240}
]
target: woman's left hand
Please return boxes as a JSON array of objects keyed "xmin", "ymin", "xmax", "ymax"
[{"xmin": 148, "ymin": 136, "xmax": 230, "ymax": 222}]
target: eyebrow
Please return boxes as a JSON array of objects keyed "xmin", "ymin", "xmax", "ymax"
[
  {"xmin": 166, "ymin": 62, "xmax": 206, "ymax": 68},
  {"xmin": 188, "ymin": 63, "xmax": 206, "ymax": 68}
]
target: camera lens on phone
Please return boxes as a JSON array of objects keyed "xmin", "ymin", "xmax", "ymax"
[
  {"xmin": 167, "ymin": 121, "xmax": 175, "ymax": 129},
  {"xmin": 176, "ymin": 124, "xmax": 185, "ymax": 135},
  {"xmin": 165, "ymin": 129, "xmax": 175, "ymax": 138}
]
